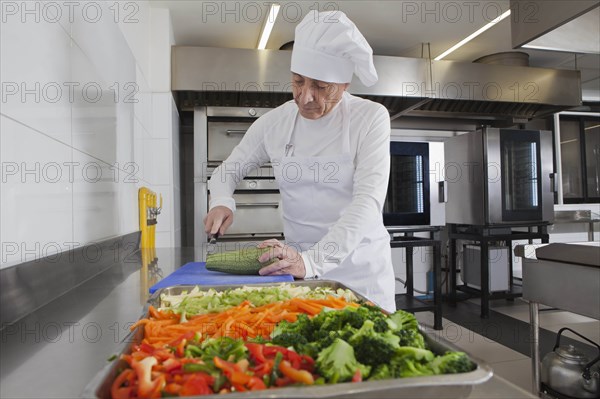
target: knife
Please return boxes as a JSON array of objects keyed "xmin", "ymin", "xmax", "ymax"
[{"xmin": 207, "ymin": 232, "xmax": 220, "ymax": 255}]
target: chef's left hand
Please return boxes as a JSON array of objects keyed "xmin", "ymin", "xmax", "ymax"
[{"xmin": 257, "ymin": 239, "xmax": 306, "ymax": 278}]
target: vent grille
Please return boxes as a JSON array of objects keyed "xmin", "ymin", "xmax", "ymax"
[
  {"xmin": 412, "ymin": 99, "xmax": 567, "ymax": 120},
  {"xmin": 176, "ymin": 91, "xmax": 570, "ymax": 121}
]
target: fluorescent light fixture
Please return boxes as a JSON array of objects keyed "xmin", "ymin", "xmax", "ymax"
[
  {"xmin": 257, "ymin": 3, "xmax": 280, "ymax": 50},
  {"xmin": 434, "ymin": 9, "xmax": 511, "ymax": 61}
]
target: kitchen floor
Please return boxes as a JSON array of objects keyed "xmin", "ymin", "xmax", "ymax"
[{"xmin": 415, "ymin": 297, "xmax": 600, "ymax": 395}]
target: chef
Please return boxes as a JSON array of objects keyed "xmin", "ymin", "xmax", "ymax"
[{"xmin": 204, "ymin": 10, "xmax": 396, "ymax": 312}]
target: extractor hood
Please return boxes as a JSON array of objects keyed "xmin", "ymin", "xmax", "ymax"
[
  {"xmin": 172, "ymin": 46, "xmax": 581, "ymax": 123},
  {"xmin": 511, "ymin": 0, "xmax": 600, "ymax": 54}
]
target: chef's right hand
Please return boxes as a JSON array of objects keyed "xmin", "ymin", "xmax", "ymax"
[{"xmin": 204, "ymin": 206, "xmax": 233, "ymax": 236}]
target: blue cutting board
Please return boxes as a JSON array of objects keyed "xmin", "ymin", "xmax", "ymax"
[{"xmin": 149, "ymin": 262, "xmax": 294, "ymax": 294}]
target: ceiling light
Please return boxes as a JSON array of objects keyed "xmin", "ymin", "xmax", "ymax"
[
  {"xmin": 257, "ymin": 3, "xmax": 280, "ymax": 50},
  {"xmin": 434, "ymin": 9, "xmax": 511, "ymax": 61},
  {"xmin": 585, "ymin": 124, "xmax": 600, "ymax": 131}
]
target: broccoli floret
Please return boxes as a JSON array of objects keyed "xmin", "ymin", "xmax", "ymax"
[
  {"xmin": 343, "ymin": 308, "xmax": 368, "ymax": 329},
  {"xmin": 395, "ymin": 328, "xmax": 426, "ymax": 349},
  {"xmin": 355, "ymin": 305, "xmax": 389, "ymax": 332},
  {"xmin": 387, "ymin": 309, "xmax": 419, "ymax": 331},
  {"xmin": 314, "ymin": 325, "xmax": 357, "ymax": 351},
  {"xmin": 348, "ymin": 320, "xmax": 400, "ymax": 367},
  {"xmin": 389, "ymin": 346, "xmax": 436, "ymax": 378},
  {"xmin": 311, "ymin": 307, "xmax": 366, "ymax": 333},
  {"xmin": 271, "ymin": 313, "xmax": 314, "ymax": 340},
  {"xmin": 316, "ymin": 338, "xmax": 371, "ymax": 383},
  {"xmin": 368, "ymin": 364, "xmax": 393, "ymax": 381},
  {"xmin": 430, "ymin": 351, "xmax": 476, "ymax": 374},
  {"xmin": 392, "ymin": 356, "xmax": 435, "ymax": 378},
  {"xmin": 395, "ymin": 346, "xmax": 435, "ymax": 362},
  {"xmin": 270, "ymin": 332, "xmax": 309, "ymax": 351}
]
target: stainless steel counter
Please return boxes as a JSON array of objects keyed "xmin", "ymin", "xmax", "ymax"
[
  {"xmin": 516, "ymin": 241, "xmax": 600, "ymax": 396},
  {"xmin": 1, "ymin": 247, "xmax": 535, "ymax": 399}
]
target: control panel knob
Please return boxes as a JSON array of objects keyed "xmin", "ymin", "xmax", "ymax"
[
  {"xmin": 248, "ymin": 108, "xmax": 257, "ymax": 117},
  {"xmin": 248, "ymin": 181, "xmax": 257, "ymax": 189}
]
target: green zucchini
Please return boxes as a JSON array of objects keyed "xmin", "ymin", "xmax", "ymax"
[{"xmin": 206, "ymin": 247, "xmax": 274, "ymax": 275}]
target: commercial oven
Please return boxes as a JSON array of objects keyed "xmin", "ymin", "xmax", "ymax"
[
  {"xmin": 194, "ymin": 106, "xmax": 284, "ymax": 252},
  {"xmin": 384, "ymin": 141, "xmax": 445, "ymax": 226},
  {"xmin": 443, "ymin": 127, "xmax": 555, "ymax": 225}
]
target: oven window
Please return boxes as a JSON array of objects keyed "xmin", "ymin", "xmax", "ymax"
[
  {"xmin": 560, "ymin": 116, "xmax": 600, "ymax": 203},
  {"xmin": 503, "ymin": 140, "xmax": 539, "ymax": 210},
  {"xmin": 384, "ymin": 142, "xmax": 430, "ymax": 226},
  {"xmin": 388, "ymin": 155, "xmax": 424, "ymax": 213},
  {"xmin": 500, "ymin": 130, "xmax": 543, "ymax": 221}
]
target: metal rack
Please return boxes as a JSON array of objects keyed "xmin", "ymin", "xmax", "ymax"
[
  {"xmin": 388, "ymin": 226, "xmax": 443, "ymax": 330},
  {"xmin": 447, "ymin": 223, "xmax": 550, "ymax": 318}
]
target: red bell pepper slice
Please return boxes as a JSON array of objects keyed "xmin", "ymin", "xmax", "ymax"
[
  {"xmin": 246, "ymin": 376, "xmax": 267, "ymax": 391},
  {"xmin": 214, "ymin": 357, "xmax": 250, "ymax": 384},
  {"xmin": 179, "ymin": 374, "xmax": 212, "ymax": 396},
  {"xmin": 138, "ymin": 342, "xmax": 156, "ymax": 355},
  {"xmin": 111, "ymin": 369, "xmax": 134, "ymax": 399},
  {"xmin": 131, "ymin": 357, "xmax": 166, "ymax": 399},
  {"xmin": 352, "ymin": 369, "xmax": 362, "ymax": 383},
  {"xmin": 251, "ymin": 361, "xmax": 273, "ymax": 378},
  {"xmin": 262, "ymin": 345, "xmax": 289, "ymax": 358},
  {"xmin": 163, "ymin": 358, "xmax": 181, "ymax": 374},
  {"xmin": 214, "ymin": 357, "xmax": 267, "ymax": 392},
  {"xmin": 245, "ymin": 343, "xmax": 267, "ymax": 364},
  {"xmin": 163, "ymin": 383, "xmax": 182, "ymax": 395},
  {"xmin": 279, "ymin": 360, "xmax": 314, "ymax": 385}
]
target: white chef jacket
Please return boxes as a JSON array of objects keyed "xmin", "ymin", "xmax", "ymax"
[{"xmin": 209, "ymin": 92, "xmax": 395, "ymax": 311}]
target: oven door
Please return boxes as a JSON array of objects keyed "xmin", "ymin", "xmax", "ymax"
[
  {"xmin": 207, "ymin": 192, "xmax": 283, "ymax": 236},
  {"xmin": 384, "ymin": 142, "xmax": 431, "ymax": 226},
  {"xmin": 486, "ymin": 128, "xmax": 555, "ymax": 224},
  {"xmin": 207, "ymin": 121, "xmax": 273, "ymax": 178}
]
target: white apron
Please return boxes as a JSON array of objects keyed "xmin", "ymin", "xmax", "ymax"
[{"xmin": 272, "ymin": 96, "xmax": 396, "ymax": 312}]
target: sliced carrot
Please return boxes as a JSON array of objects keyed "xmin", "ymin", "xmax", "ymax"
[{"xmin": 133, "ymin": 296, "xmax": 358, "ymax": 348}]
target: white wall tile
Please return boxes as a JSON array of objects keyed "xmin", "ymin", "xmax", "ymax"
[
  {"xmin": 0, "ymin": 116, "xmax": 73, "ymax": 268},
  {"xmin": 155, "ymin": 231, "xmax": 171, "ymax": 248},
  {"xmin": 2, "ymin": 0, "xmax": 179, "ymax": 265},
  {"xmin": 118, "ymin": 1, "xmax": 151, "ymax": 81},
  {"xmin": 0, "ymin": 13, "xmax": 71, "ymax": 144},
  {"xmin": 149, "ymin": 7, "xmax": 172, "ymax": 92},
  {"xmin": 148, "ymin": 139, "xmax": 171, "ymax": 186},
  {"xmin": 70, "ymin": 2, "xmax": 136, "ymax": 88},
  {"xmin": 117, "ymin": 175, "xmax": 139, "ymax": 236},
  {"xmin": 133, "ymin": 118, "xmax": 146, "ymax": 183},
  {"xmin": 151, "ymin": 93, "xmax": 172, "ymax": 139},
  {"xmin": 141, "ymin": 133, "xmax": 154, "ymax": 185},
  {"xmin": 72, "ymin": 151, "xmax": 119, "ymax": 244},
  {"xmin": 134, "ymin": 64, "xmax": 152, "ymax": 134}
]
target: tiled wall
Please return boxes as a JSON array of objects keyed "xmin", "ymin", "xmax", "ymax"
[{"xmin": 0, "ymin": 2, "xmax": 180, "ymax": 268}]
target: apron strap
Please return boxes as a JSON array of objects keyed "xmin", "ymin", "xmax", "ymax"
[
  {"xmin": 285, "ymin": 93, "xmax": 351, "ymax": 156},
  {"xmin": 341, "ymin": 92, "xmax": 351, "ymax": 154}
]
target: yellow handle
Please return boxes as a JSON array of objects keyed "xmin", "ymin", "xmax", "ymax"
[{"xmin": 139, "ymin": 187, "xmax": 160, "ymax": 249}]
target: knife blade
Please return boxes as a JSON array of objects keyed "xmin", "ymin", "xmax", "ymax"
[{"xmin": 207, "ymin": 232, "xmax": 220, "ymax": 255}]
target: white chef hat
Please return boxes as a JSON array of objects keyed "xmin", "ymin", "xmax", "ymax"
[{"xmin": 291, "ymin": 10, "xmax": 378, "ymax": 87}]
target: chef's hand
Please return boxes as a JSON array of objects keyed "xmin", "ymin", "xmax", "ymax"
[
  {"xmin": 203, "ymin": 206, "xmax": 233, "ymax": 236},
  {"xmin": 257, "ymin": 239, "xmax": 306, "ymax": 278}
]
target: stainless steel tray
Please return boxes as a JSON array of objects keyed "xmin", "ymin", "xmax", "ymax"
[{"xmin": 82, "ymin": 281, "xmax": 492, "ymax": 399}]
